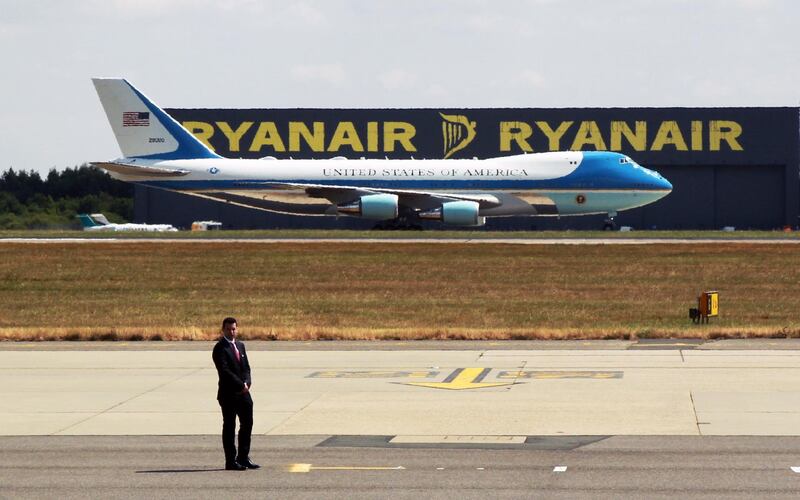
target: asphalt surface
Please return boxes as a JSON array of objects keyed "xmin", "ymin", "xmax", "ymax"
[
  {"xmin": 3, "ymin": 338, "xmax": 800, "ymax": 351},
  {"xmin": 1, "ymin": 435, "xmax": 799, "ymax": 499}
]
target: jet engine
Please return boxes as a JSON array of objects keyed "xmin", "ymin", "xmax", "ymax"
[
  {"xmin": 337, "ymin": 193, "xmax": 399, "ymax": 220},
  {"xmin": 419, "ymin": 200, "xmax": 485, "ymax": 226}
]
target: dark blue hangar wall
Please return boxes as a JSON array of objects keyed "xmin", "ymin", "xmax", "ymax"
[{"xmin": 134, "ymin": 107, "xmax": 800, "ymax": 230}]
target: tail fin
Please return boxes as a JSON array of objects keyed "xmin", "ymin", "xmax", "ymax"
[
  {"xmin": 77, "ymin": 214, "xmax": 102, "ymax": 228},
  {"xmin": 89, "ymin": 213, "xmax": 111, "ymax": 225},
  {"xmin": 92, "ymin": 78, "xmax": 220, "ymax": 160}
]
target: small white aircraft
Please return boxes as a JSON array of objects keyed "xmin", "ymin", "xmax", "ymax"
[
  {"xmin": 91, "ymin": 78, "xmax": 672, "ymax": 229},
  {"xmin": 77, "ymin": 213, "xmax": 177, "ymax": 232}
]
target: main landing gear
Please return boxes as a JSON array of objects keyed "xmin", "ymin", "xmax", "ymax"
[
  {"xmin": 372, "ymin": 214, "xmax": 423, "ymax": 231},
  {"xmin": 602, "ymin": 211, "xmax": 618, "ymax": 231}
]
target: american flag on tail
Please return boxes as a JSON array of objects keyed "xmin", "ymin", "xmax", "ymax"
[{"xmin": 122, "ymin": 111, "xmax": 149, "ymax": 127}]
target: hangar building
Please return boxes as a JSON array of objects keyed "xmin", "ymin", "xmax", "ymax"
[{"xmin": 134, "ymin": 107, "xmax": 800, "ymax": 230}]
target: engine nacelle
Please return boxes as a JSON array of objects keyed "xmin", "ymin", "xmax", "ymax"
[
  {"xmin": 419, "ymin": 200, "xmax": 485, "ymax": 226},
  {"xmin": 337, "ymin": 193, "xmax": 399, "ymax": 220}
]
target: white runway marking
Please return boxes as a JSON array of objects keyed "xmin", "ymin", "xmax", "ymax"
[{"xmin": 553, "ymin": 466, "xmax": 568, "ymax": 472}]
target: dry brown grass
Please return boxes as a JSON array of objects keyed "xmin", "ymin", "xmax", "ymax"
[{"xmin": 1, "ymin": 242, "xmax": 798, "ymax": 341}]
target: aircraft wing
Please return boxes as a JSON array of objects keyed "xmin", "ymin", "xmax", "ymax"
[
  {"xmin": 174, "ymin": 181, "xmax": 552, "ymax": 218},
  {"xmin": 235, "ymin": 181, "xmax": 503, "ymax": 211}
]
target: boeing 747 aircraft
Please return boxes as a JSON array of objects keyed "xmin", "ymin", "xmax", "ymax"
[{"xmin": 91, "ymin": 78, "xmax": 672, "ymax": 228}]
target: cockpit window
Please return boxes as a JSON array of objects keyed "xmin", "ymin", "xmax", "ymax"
[{"xmin": 619, "ymin": 157, "xmax": 632, "ymax": 164}]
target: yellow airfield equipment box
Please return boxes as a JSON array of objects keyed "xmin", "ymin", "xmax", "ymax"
[
  {"xmin": 690, "ymin": 291, "xmax": 719, "ymax": 324},
  {"xmin": 700, "ymin": 291, "xmax": 719, "ymax": 318}
]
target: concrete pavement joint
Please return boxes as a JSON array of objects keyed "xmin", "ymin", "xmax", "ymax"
[
  {"xmin": 690, "ymin": 391, "xmax": 702, "ymax": 436},
  {"xmin": 507, "ymin": 360, "xmax": 528, "ymax": 389},
  {"xmin": 52, "ymin": 367, "xmax": 203, "ymax": 435},
  {"xmin": 265, "ymin": 393, "xmax": 325, "ymax": 434}
]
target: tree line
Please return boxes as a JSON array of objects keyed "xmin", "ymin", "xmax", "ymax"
[{"xmin": 0, "ymin": 165, "xmax": 133, "ymax": 229}]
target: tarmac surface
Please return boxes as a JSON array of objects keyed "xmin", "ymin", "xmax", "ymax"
[
  {"xmin": 2, "ymin": 435, "xmax": 800, "ymax": 499},
  {"xmin": 2, "ymin": 340, "xmax": 799, "ymax": 498}
]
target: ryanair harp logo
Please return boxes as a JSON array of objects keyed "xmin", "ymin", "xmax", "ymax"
[{"xmin": 440, "ymin": 113, "xmax": 476, "ymax": 159}]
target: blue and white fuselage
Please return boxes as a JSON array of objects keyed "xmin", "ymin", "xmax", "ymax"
[{"xmin": 92, "ymin": 79, "xmax": 672, "ymax": 226}]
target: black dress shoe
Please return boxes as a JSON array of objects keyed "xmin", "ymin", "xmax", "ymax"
[
  {"xmin": 225, "ymin": 462, "xmax": 247, "ymax": 471},
  {"xmin": 237, "ymin": 458, "xmax": 261, "ymax": 469}
]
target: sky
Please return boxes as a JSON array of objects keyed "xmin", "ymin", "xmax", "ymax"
[{"xmin": 1, "ymin": 0, "xmax": 798, "ymax": 175}]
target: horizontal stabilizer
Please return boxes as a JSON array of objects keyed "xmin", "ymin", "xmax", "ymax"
[
  {"xmin": 91, "ymin": 162, "xmax": 190, "ymax": 177},
  {"xmin": 89, "ymin": 213, "xmax": 111, "ymax": 225}
]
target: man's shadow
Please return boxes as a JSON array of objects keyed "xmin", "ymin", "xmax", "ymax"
[{"xmin": 136, "ymin": 468, "xmax": 226, "ymax": 473}]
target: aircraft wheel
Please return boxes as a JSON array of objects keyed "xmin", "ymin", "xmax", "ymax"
[{"xmin": 373, "ymin": 217, "xmax": 424, "ymax": 231}]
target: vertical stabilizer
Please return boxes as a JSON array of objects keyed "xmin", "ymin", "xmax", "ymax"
[
  {"xmin": 77, "ymin": 214, "xmax": 101, "ymax": 228},
  {"xmin": 92, "ymin": 78, "xmax": 220, "ymax": 160}
]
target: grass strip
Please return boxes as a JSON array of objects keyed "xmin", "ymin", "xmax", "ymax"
[{"xmin": 0, "ymin": 242, "xmax": 798, "ymax": 341}]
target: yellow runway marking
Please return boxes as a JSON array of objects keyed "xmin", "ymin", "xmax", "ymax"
[
  {"xmin": 288, "ymin": 463, "xmax": 405, "ymax": 473},
  {"xmin": 405, "ymin": 367, "xmax": 514, "ymax": 390}
]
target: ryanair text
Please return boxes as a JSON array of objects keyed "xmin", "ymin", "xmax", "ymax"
[{"xmin": 184, "ymin": 119, "xmax": 744, "ymax": 155}]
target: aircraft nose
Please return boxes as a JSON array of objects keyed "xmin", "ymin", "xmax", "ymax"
[
  {"xmin": 641, "ymin": 166, "xmax": 672, "ymax": 191},
  {"xmin": 658, "ymin": 174, "xmax": 672, "ymax": 192}
]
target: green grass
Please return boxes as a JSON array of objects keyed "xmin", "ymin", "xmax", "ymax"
[{"xmin": 0, "ymin": 241, "xmax": 798, "ymax": 341}]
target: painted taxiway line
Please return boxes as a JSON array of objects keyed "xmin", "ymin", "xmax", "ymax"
[
  {"xmin": 288, "ymin": 463, "xmax": 406, "ymax": 473},
  {"xmin": 2, "ymin": 237, "xmax": 799, "ymax": 245}
]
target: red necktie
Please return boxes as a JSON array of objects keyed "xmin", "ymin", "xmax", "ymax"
[{"xmin": 232, "ymin": 342, "xmax": 241, "ymax": 362}]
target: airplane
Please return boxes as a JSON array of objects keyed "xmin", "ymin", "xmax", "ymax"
[
  {"xmin": 91, "ymin": 78, "xmax": 672, "ymax": 229},
  {"xmin": 77, "ymin": 213, "xmax": 178, "ymax": 232}
]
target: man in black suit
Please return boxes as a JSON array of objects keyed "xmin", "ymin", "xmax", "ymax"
[{"xmin": 212, "ymin": 317, "xmax": 259, "ymax": 471}]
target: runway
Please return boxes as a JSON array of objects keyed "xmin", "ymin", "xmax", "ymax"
[
  {"xmin": 3, "ymin": 237, "xmax": 800, "ymax": 244},
  {"xmin": 2, "ymin": 341, "xmax": 799, "ymax": 498}
]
